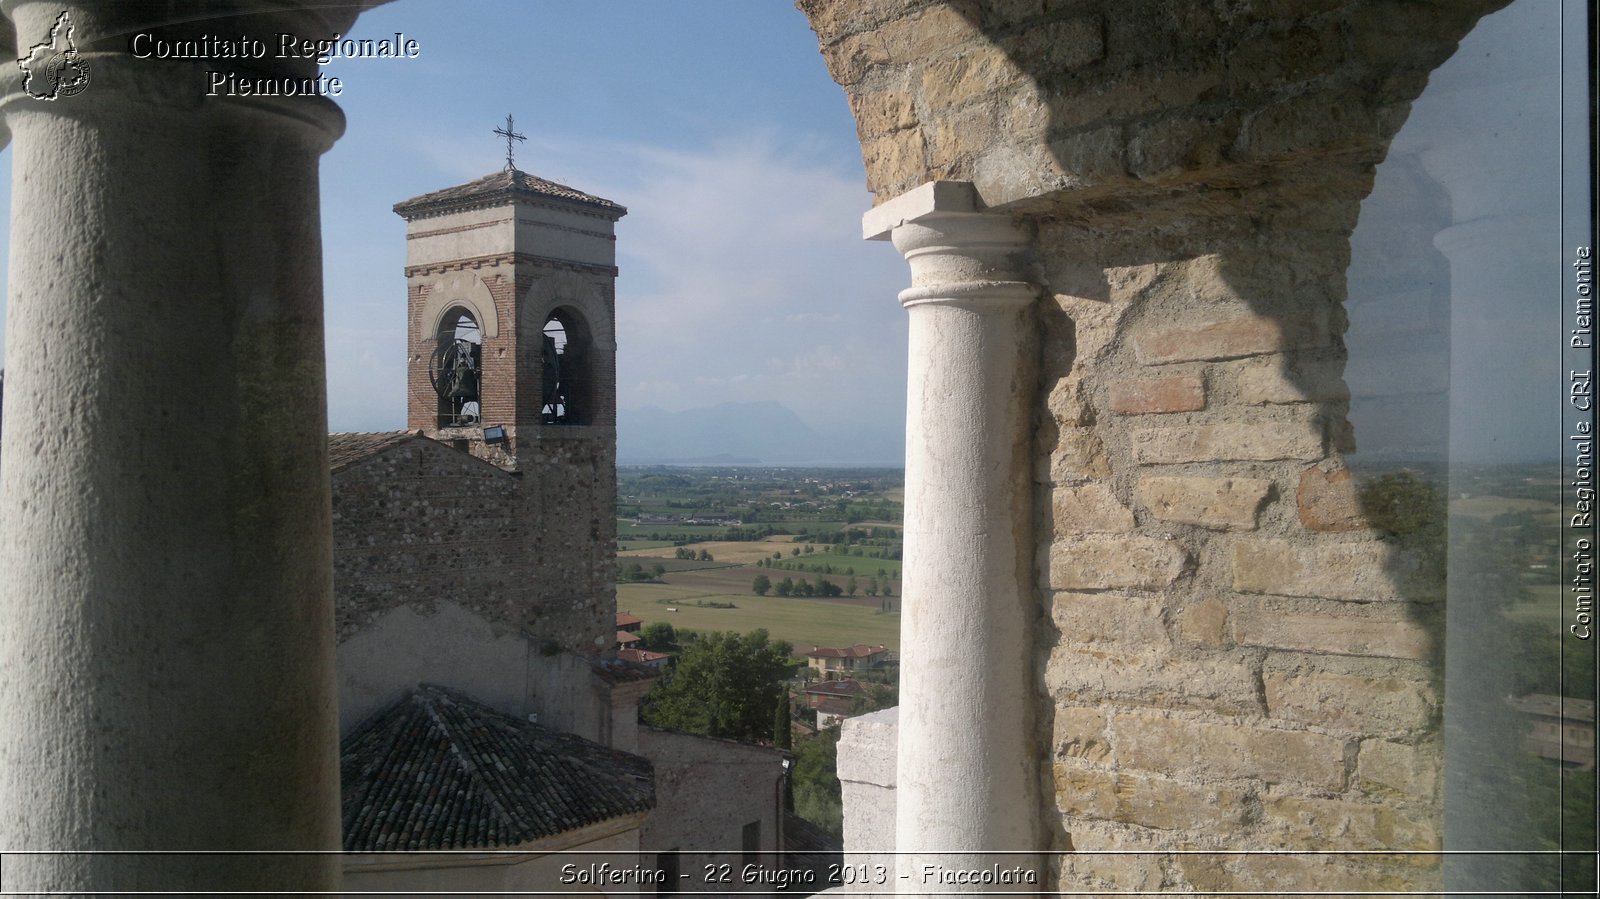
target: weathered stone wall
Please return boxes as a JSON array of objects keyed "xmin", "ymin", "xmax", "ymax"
[
  {"xmin": 800, "ymin": 0, "xmax": 1503, "ymax": 214},
  {"xmin": 637, "ymin": 727, "xmax": 788, "ymax": 893},
  {"xmin": 520, "ymin": 430, "xmax": 618, "ymax": 657},
  {"xmin": 331, "ymin": 436, "xmax": 598, "ymax": 653},
  {"xmin": 1035, "ymin": 195, "xmax": 1447, "ymax": 893},
  {"xmin": 799, "ymin": 0, "xmax": 1510, "ymax": 892}
]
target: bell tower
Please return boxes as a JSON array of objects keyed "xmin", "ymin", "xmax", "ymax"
[
  {"xmin": 394, "ymin": 168, "xmax": 625, "ymax": 456},
  {"xmin": 394, "ymin": 167, "xmax": 626, "ymax": 653}
]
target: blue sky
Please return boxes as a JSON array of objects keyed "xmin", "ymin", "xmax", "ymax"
[
  {"xmin": 0, "ymin": 1, "xmax": 912, "ymax": 451},
  {"xmin": 317, "ymin": 1, "xmax": 909, "ymax": 440}
]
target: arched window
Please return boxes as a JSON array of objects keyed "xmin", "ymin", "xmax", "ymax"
[
  {"xmin": 429, "ymin": 308, "xmax": 482, "ymax": 427},
  {"xmin": 541, "ymin": 309, "xmax": 589, "ymax": 425}
]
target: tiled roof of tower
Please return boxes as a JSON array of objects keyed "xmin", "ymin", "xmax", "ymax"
[
  {"xmin": 393, "ymin": 169, "xmax": 626, "ymax": 219},
  {"xmin": 340, "ymin": 685, "xmax": 654, "ymax": 851}
]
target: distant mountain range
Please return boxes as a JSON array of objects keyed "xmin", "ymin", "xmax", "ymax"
[{"xmin": 617, "ymin": 401, "xmax": 903, "ymax": 466}]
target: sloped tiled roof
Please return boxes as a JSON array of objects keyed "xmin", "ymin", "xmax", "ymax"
[
  {"xmin": 328, "ymin": 431, "xmax": 418, "ymax": 472},
  {"xmin": 616, "ymin": 612, "xmax": 643, "ymax": 629},
  {"xmin": 394, "ymin": 169, "xmax": 625, "ymax": 219},
  {"xmin": 340, "ymin": 685, "xmax": 654, "ymax": 851},
  {"xmin": 806, "ymin": 644, "xmax": 888, "ymax": 660},
  {"xmin": 804, "ymin": 680, "xmax": 866, "ymax": 698},
  {"xmin": 618, "ymin": 648, "xmax": 671, "ymax": 664}
]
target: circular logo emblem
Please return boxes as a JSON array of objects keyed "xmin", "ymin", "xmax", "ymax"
[{"xmin": 47, "ymin": 52, "xmax": 90, "ymax": 97}]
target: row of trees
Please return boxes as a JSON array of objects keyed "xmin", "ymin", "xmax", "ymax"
[
  {"xmin": 672, "ymin": 547, "xmax": 715, "ymax": 561},
  {"xmin": 751, "ymin": 574, "xmax": 892, "ymax": 598},
  {"xmin": 617, "ymin": 561, "xmax": 666, "ymax": 582}
]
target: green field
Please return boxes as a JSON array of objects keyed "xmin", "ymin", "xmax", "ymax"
[
  {"xmin": 617, "ymin": 581, "xmax": 899, "ymax": 653},
  {"xmin": 618, "ymin": 539, "xmax": 679, "ymax": 551},
  {"xmin": 617, "ymin": 521, "xmax": 735, "ymax": 539},
  {"xmin": 768, "ymin": 550, "xmax": 900, "ymax": 579}
]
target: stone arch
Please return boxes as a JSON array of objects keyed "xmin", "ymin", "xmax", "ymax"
[
  {"xmin": 416, "ymin": 272, "xmax": 499, "ymax": 342},
  {"xmin": 797, "ymin": 1, "xmax": 1541, "ymax": 895},
  {"xmin": 429, "ymin": 305, "xmax": 484, "ymax": 427}
]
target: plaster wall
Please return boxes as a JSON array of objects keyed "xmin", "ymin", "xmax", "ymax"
[
  {"xmin": 335, "ymin": 601, "xmax": 610, "ymax": 744},
  {"xmin": 513, "ymin": 203, "xmax": 621, "ymax": 267},
  {"xmin": 405, "ymin": 205, "xmax": 516, "ymax": 267}
]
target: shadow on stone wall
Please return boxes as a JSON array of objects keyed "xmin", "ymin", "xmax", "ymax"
[{"xmin": 933, "ymin": 2, "xmax": 1512, "ymax": 892}]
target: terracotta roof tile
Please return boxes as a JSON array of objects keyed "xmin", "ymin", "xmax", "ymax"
[
  {"xmin": 394, "ymin": 169, "xmax": 625, "ymax": 219},
  {"xmin": 805, "ymin": 644, "xmax": 887, "ymax": 660},
  {"xmin": 327, "ymin": 431, "xmax": 418, "ymax": 472},
  {"xmin": 340, "ymin": 685, "xmax": 653, "ymax": 851},
  {"xmin": 618, "ymin": 648, "xmax": 671, "ymax": 664}
]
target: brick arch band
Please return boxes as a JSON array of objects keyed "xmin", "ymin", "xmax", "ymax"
[{"xmin": 417, "ymin": 271, "xmax": 499, "ymax": 341}]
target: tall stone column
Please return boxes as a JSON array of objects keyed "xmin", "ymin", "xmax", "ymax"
[
  {"xmin": 864, "ymin": 182, "xmax": 1043, "ymax": 892},
  {"xmin": 0, "ymin": 3, "xmax": 357, "ymax": 891}
]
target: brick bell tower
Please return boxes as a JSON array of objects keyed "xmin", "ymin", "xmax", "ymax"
[{"xmin": 393, "ymin": 166, "xmax": 626, "ymax": 653}]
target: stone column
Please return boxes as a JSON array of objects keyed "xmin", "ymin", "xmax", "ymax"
[
  {"xmin": 864, "ymin": 181, "xmax": 1043, "ymax": 892},
  {"xmin": 0, "ymin": 4, "xmax": 356, "ymax": 891}
]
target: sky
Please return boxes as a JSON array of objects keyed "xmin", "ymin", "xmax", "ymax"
[
  {"xmin": 0, "ymin": 0, "xmax": 913, "ymax": 455},
  {"xmin": 0, "ymin": 1, "xmax": 1587, "ymax": 465}
]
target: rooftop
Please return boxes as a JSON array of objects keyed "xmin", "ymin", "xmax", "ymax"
[
  {"xmin": 340, "ymin": 684, "xmax": 654, "ymax": 851},
  {"xmin": 327, "ymin": 431, "xmax": 417, "ymax": 472},
  {"xmin": 394, "ymin": 169, "xmax": 626, "ymax": 220},
  {"xmin": 804, "ymin": 680, "xmax": 866, "ymax": 698},
  {"xmin": 806, "ymin": 644, "xmax": 888, "ymax": 660}
]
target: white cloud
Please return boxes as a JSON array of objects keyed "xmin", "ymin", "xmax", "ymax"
[{"xmin": 542, "ymin": 131, "xmax": 910, "ymax": 432}]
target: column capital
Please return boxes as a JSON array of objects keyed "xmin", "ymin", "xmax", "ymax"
[{"xmin": 863, "ymin": 181, "xmax": 1036, "ymax": 310}]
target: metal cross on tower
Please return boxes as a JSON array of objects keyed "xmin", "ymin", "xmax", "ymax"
[{"xmin": 494, "ymin": 114, "xmax": 526, "ymax": 171}]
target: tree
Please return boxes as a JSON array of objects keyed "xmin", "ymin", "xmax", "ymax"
[
  {"xmin": 792, "ymin": 730, "xmax": 842, "ymax": 836},
  {"xmin": 776, "ymin": 577, "xmax": 794, "ymax": 597},
  {"xmin": 846, "ymin": 576, "xmax": 858, "ymax": 596},
  {"xmin": 697, "ymin": 548, "xmax": 713, "ymax": 562},
  {"xmin": 752, "ymin": 574, "xmax": 772, "ymax": 596},
  {"xmin": 865, "ymin": 577, "xmax": 879, "ymax": 597},
  {"xmin": 640, "ymin": 629, "xmax": 797, "ymax": 742},
  {"xmin": 774, "ymin": 691, "xmax": 792, "ymax": 750},
  {"xmin": 651, "ymin": 563, "xmax": 666, "ymax": 578},
  {"xmin": 640, "ymin": 621, "xmax": 676, "ymax": 651}
]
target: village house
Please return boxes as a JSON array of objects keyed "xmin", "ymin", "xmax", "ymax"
[
  {"xmin": 806, "ymin": 644, "xmax": 891, "ymax": 680},
  {"xmin": 804, "ymin": 680, "xmax": 868, "ymax": 730}
]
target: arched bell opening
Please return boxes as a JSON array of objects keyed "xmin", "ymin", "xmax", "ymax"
[
  {"xmin": 541, "ymin": 307, "xmax": 592, "ymax": 426},
  {"xmin": 430, "ymin": 307, "xmax": 483, "ymax": 427}
]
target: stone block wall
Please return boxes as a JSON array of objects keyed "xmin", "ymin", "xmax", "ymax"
[
  {"xmin": 331, "ymin": 436, "xmax": 601, "ymax": 653},
  {"xmin": 799, "ymin": 0, "xmax": 1511, "ymax": 892},
  {"xmin": 801, "ymin": 0, "xmax": 1503, "ymax": 212},
  {"xmin": 1034, "ymin": 201, "xmax": 1447, "ymax": 892},
  {"xmin": 520, "ymin": 431, "xmax": 617, "ymax": 657}
]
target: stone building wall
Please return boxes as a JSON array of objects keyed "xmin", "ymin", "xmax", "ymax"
[
  {"xmin": 637, "ymin": 727, "xmax": 788, "ymax": 894},
  {"xmin": 330, "ymin": 435, "xmax": 597, "ymax": 652},
  {"xmin": 800, "ymin": 0, "xmax": 1509, "ymax": 892}
]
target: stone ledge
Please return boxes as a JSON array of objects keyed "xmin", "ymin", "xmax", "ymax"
[{"xmin": 862, "ymin": 180, "xmax": 980, "ymax": 239}]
